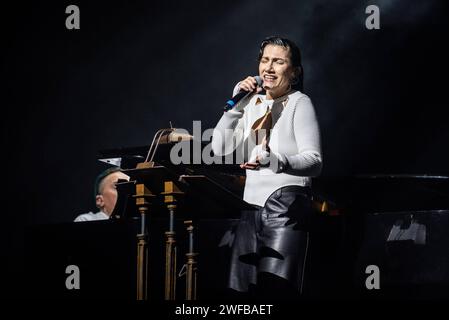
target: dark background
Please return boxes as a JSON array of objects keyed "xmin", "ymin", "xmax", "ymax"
[{"xmin": 2, "ymin": 0, "xmax": 448, "ymax": 298}]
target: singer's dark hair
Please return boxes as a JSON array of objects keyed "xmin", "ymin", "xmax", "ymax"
[
  {"xmin": 258, "ymin": 36, "xmax": 304, "ymax": 91},
  {"xmin": 94, "ymin": 166, "xmax": 121, "ymax": 198}
]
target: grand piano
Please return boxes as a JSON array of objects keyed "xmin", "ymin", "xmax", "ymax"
[{"xmin": 26, "ymin": 134, "xmax": 449, "ymax": 300}]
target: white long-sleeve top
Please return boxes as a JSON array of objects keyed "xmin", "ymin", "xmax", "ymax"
[
  {"xmin": 212, "ymin": 85, "xmax": 322, "ymax": 207},
  {"xmin": 74, "ymin": 211, "xmax": 109, "ymax": 222}
]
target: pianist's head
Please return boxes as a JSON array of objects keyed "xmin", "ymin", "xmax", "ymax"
[{"xmin": 94, "ymin": 167, "xmax": 130, "ymax": 216}]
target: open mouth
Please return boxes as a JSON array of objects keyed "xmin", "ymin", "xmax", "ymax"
[{"xmin": 263, "ymin": 75, "xmax": 277, "ymax": 83}]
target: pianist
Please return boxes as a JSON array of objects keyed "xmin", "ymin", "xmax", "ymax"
[
  {"xmin": 212, "ymin": 36, "xmax": 322, "ymax": 299},
  {"xmin": 74, "ymin": 167, "xmax": 130, "ymax": 222}
]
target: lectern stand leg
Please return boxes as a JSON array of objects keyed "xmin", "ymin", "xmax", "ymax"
[
  {"xmin": 184, "ymin": 220, "xmax": 198, "ymax": 300},
  {"xmin": 136, "ymin": 233, "xmax": 148, "ymax": 300},
  {"xmin": 162, "ymin": 182, "xmax": 183, "ymax": 300},
  {"xmin": 134, "ymin": 184, "xmax": 155, "ymax": 301},
  {"xmin": 165, "ymin": 230, "xmax": 177, "ymax": 300}
]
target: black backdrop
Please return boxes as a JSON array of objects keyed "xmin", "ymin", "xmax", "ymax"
[{"xmin": 2, "ymin": 0, "xmax": 449, "ymax": 297}]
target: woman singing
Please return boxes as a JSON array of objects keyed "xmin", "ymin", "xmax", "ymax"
[{"xmin": 212, "ymin": 36, "xmax": 322, "ymax": 299}]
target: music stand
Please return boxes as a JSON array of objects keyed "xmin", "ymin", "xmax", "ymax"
[{"xmin": 121, "ymin": 165, "xmax": 255, "ymax": 300}]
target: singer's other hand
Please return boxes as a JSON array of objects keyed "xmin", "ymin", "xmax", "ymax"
[
  {"xmin": 239, "ymin": 76, "xmax": 263, "ymax": 93},
  {"xmin": 240, "ymin": 161, "xmax": 260, "ymax": 170}
]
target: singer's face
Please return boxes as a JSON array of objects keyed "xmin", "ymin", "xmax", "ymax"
[
  {"xmin": 95, "ymin": 171, "xmax": 130, "ymax": 216},
  {"xmin": 259, "ymin": 45, "xmax": 295, "ymax": 99}
]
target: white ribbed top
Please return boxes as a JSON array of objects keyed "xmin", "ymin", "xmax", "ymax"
[
  {"xmin": 74, "ymin": 211, "xmax": 109, "ymax": 222},
  {"xmin": 212, "ymin": 87, "xmax": 322, "ymax": 207}
]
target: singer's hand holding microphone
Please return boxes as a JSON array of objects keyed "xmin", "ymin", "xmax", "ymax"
[
  {"xmin": 238, "ymin": 76, "xmax": 264, "ymax": 93},
  {"xmin": 224, "ymin": 76, "xmax": 263, "ymax": 111}
]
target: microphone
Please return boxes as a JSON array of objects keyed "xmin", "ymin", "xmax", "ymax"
[{"xmin": 224, "ymin": 76, "xmax": 263, "ymax": 111}]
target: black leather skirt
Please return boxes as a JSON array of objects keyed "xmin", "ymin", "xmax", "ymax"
[{"xmin": 228, "ymin": 185, "xmax": 312, "ymax": 293}]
